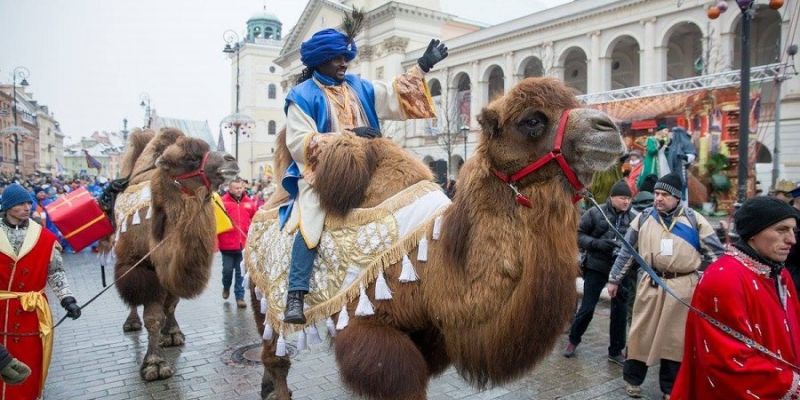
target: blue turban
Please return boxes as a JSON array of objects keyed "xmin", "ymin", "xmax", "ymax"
[{"xmin": 300, "ymin": 29, "xmax": 357, "ymax": 68}]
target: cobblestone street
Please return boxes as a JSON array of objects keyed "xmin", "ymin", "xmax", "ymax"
[{"xmin": 44, "ymin": 251, "xmax": 666, "ymax": 399}]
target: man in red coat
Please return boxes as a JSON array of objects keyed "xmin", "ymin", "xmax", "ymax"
[
  {"xmin": 217, "ymin": 179, "xmax": 257, "ymax": 308},
  {"xmin": 0, "ymin": 183, "xmax": 80, "ymax": 400},
  {"xmin": 672, "ymin": 196, "xmax": 800, "ymax": 400}
]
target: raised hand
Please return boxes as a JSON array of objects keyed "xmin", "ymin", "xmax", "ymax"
[{"xmin": 418, "ymin": 39, "xmax": 449, "ymax": 72}]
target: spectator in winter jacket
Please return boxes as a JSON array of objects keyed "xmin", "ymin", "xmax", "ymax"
[
  {"xmin": 217, "ymin": 178, "xmax": 257, "ymax": 308},
  {"xmin": 564, "ymin": 180, "xmax": 637, "ymax": 365}
]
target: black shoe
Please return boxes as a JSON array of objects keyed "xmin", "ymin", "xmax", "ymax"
[{"xmin": 284, "ymin": 290, "xmax": 307, "ymax": 325}]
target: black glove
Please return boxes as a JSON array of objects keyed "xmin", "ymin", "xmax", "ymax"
[
  {"xmin": 0, "ymin": 358, "xmax": 30, "ymax": 385},
  {"xmin": 61, "ymin": 297, "xmax": 81, "ymax": 320},
  {"xmin": 594, "ymin": 239, "xmax": 618, "ymax": 253},
  {"xmin": 417, "ymin": 39, "xmax": 448, "ymax": 73},
  {"xmin": 352, "ymin": 127, "xmax": 382, "ymax": 139}
]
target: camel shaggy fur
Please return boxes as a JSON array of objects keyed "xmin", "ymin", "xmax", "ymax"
[
  {"xmin": 114, "ymin": 128, "xmax": 238, "ymax": 381},
  {"xmin": 251, "ymin": 77, "xmax": 625, "ymax": 399}
]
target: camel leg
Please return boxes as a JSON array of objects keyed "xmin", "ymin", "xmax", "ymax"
[
  {"xmin": 334, "ymin": 318, "xmax": 429, "ymax": 400},
  {"xmin": 123, "ymin": 306, "xmax": 142, "ymax": 332},
  {"xmin": 159, "ymin": 294, "xmax": 185, "ymax": 347},
  {"xmin": 140, "ymin": 301, "xmax": 174, "ymax": 381},
  {"xmin": 249, "ymin": 283, "xmax": 292, "ymax": 400},
  {"xmin": 261, "ymin": 336, "xmax": 292, "ymax": 400}
]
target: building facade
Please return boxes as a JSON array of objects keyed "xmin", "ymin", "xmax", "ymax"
[
  {"xmin": 226, "ymin": 10, "xmax": 287, "ymax": 182},
  {"xmin": 254, "ymin": 0, "xmax": 797, "ymax": 183}
]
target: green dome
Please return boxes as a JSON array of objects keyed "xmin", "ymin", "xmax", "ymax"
[{"xmin": 248, "ymin": 10, "xmax": 280, "ymax": 23}]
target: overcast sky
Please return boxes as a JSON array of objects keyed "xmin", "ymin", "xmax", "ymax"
[{"xmin": 0, "ymin": 0, "xmax": 570, "ymax": 143}]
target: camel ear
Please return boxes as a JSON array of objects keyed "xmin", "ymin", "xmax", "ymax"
[{"xmin": 478, "ymin": 107, "xmax": 501, "ymax": 139}]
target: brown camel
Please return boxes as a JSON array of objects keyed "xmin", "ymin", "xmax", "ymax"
[
  {"xmin": 113, "ymin": 128, "xmax": 238, "ymax": 381},
  {"xmin": 247, "ymin": 77, "xmax": 625, "ymax": 399}
]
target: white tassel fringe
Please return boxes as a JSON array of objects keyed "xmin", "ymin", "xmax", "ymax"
[
  {"xmin": 145, "ymin": 205, "xmax": 153, "ymax": 219},
  {"xmin": 374, "ymin": 269, "xmax": 393, "ymax": 300},
  {"xmin": 399, "ymin": 255, "xmax": 418, "ymax": 283},
  {"xmin": 296, "ymin": 329, "xmax": 307, "ymax": 351},
  {"xmin": 132, "ymin": 210, "xmax": 141, "ymax": 225},
  {"xmin": 326, "ymin": 317, "xmax": 337, "ymax": 337},
  {"xmin": 336, "ymin": 304, "xmax": 349, "ymax": 330},
  {"xmin": 354, "ymin": 285, "xmax": 375, "ymax": 316},
  {"xmin": 308, "ymin": 324, "xmax": 322, "ymax": 345},
  {"xmin": 275, "ymin": 334, "xmax": 287, "ymax": 356},
  {"xmin": 417, "ymin": 237, "xmax": 428, "ymax": 262},
  {"xmin": 262, "ymin": 323, "xmax": 273, "ymax": 341},
  {"xmin": 260, "ymin": 297, "xmax": 268, "ymax": 314}
]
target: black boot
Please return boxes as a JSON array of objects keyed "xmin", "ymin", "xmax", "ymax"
[{"xmin": 284, "ymin": 290, "xmax": 307, "ymax": 324}]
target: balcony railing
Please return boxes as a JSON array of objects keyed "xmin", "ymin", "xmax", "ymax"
[{"xmin": 577, "ymin": 63, "xmax": 787, "ymax": 105}]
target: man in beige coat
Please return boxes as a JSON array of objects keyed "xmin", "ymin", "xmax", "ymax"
[{"xmin": 606, "ymin": 172, "xmax": 724, "ymax": 399}]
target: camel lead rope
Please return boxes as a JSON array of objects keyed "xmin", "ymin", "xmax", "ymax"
[
  {"xmin": 53, "ymin": 230, "xmax": 174, "ymax": 329},
  {"xmin": 582, "ymin": 190, "xmax": 800, "ymax": 372}
]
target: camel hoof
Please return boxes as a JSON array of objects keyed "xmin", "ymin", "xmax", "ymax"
[
  {"xmin": 159, "ymin": 331, "xmax": 185, "ymax": 347},
  {"xmin": 265, "ymin": 392, "xmax": 292, "ymax": 400},
  {"xmin": 123, "ymin": 319, "xmax": 142, "ymax": 332},
  {"xmin": 140, "ymin": 356, "xmax": 174, "ymax": 381}
]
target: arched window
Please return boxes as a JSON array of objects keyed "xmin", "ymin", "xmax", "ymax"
[
  {"xmin": 268, "ymin": 120, "xmax": 276, "ymax": 135},
  {"xmin": 609, "ymin": 35, "xmax": 641, "ymax": 89},
  {"xmin": 428, "ymin": 79, "xmax": 442, "ymax": 97},
  {"xmin": 665, "ymin": 22, "xmax": 703, "ymax": 79},
  {"xmin": 487, "ymin": 66, "xmax": 505, "ymax": 101},
  {"xmin": 522, "ymin": 57, "xmax": 544, "ymax": 78},
  {"xmin": 268, "ymin": 84, "xmax": 277, "ymax": 99}
]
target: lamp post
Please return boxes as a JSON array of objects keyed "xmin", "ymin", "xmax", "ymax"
[
  {"xmin": 734, "ymin": 0, "xmax": 754, "ymax": 206},
  {"xmin": 222, "ymin": 29, "xmax": 254, "ymax": 161},
  {"xmin": 139, "ymin": 93, "xmax": 151, "ymax": 129},
  {"xmin": 772, "ymin": 44, "xmax": 798, "ymax": 189},
  {"xmin": 0, "ymin": 66, "xmax": 32, "ymax": 174},
  {"xmin": 460, "ymin": 125, "xmax": 469, "ymax": 164}
]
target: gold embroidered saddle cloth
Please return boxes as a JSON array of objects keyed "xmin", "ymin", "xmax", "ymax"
[
  {"xmin": 112, "ymin": 181, "xmax": 153, "ymax": 240},
  {"xmin": 244, "ymin": 180, "xmax": 451, "ymax": 333}
]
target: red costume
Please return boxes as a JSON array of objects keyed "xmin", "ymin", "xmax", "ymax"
[
  {"xmin": 217, "ymin": 192, "xmax": 256, "ymax": 251},
  {"xmin": 0, "ymin": 222, "xmax": 58, "ymax": 400},
  {"xmin": 672, "ymin": 251, "xmax": 800, "ymax": 399}
]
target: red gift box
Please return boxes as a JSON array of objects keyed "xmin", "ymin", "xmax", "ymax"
[{"xmin": 44, "ymin": 188, "xmax": 114, "ymax": 252}]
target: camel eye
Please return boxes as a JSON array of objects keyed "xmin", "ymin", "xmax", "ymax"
[{"xmin": 519, "ymin": 112, "xmax": 548, "ymax": 138}]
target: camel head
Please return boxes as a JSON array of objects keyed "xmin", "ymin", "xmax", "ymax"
[
  {"xmin": 477, "ymin": 77, "xmax": 624, "ymax": 197},
  {"xmin": 155, "ymin": 135, "xmax": 239, "ymax": 194}
]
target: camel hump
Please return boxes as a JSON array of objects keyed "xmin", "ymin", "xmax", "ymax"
[
  {"xmin": 120, "ymin": 129, "xmax": 156, "ymax": 178},
  {"xmin": 313, "ymin": 134, "xmax": 378, "ymax": 216}
]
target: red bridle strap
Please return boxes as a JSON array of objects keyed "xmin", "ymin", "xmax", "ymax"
[
  {"xmin": 172, "ymin": 152, "xmax": 212, "ymax": 195},
  {"xmin": 492, "ymin": 109, "xmax": 584, "ymax": 208}
]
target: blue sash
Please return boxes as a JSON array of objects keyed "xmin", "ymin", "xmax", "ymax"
[
  {"xmin": 278, "ymin": 74, "xmax": 380, "ymax": 229},
  {"xmin": 650, "ymin": 209, "xmax": 701, "ymax": 252}
]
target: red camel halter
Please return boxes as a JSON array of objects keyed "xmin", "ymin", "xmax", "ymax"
[
  {"xmin": 172, "ymin": 152, "xmax": 212, "ymax": 195},
  {"xmin": 492, "ymin": 109, "xmax": 584, "ymax": 208}
]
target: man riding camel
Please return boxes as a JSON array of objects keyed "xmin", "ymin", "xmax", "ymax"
[{"xmin": 280, "ymin": 12, "xmax": 448, "ymax": 324}]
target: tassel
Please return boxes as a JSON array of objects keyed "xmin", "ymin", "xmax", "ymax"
[
  {"xmin": 120, "ymin": 217, "xmax": 128, "ymax": 233},
  {"xmin": 374, "ymin": 269, "xmax": 393, "ymax": 300},
  {"xmin": 326, "ymin": 317, "xmax": 337, "ymax": 337},
  {"xmin": 275, "ymin": 334, "xmax": 287, "ymax": 356},
  {"xmin": 242, "ymin": 273, "xmax": 250, "ymax": 291},
  {"xmin": 131, "ymin": 210, "xmax": 141, "ymax": 225},
  {"xmin": 254, "ymin": 287, "xmax": 263, "ymax": 300},
  {"xmin": 145, "ymin": 205, "xmax": 153, "ymax": 219},
  {"xmin": 114, "ymin": 227, "xmax": 121, "ymax": 242},
  {"xmin": 355, "ymin": 284, "xmax": 375, "ymax": 316},
  {"xmin": 336, "ymin": 304, "xmax": 349, "ymax": 330},
  {"xmin": 417, "ymin": 237, "xmax": 428, "ymax": 262},
  {"xmin": 262, "ymin": 323, "xmax": 273, "ymax": 341},
  {"xmin": 399, "ymin": 255, "xmax": 418, "ymax": 283},
  {"xmin": 260, "ymin": 297, "xmax": 268, "ymax": 314},
  {"xmin": 296, "ymin": 329, "xmax": 307, "ymax": 352},
  {"xmin": 432, "ymin": 216, "xmax": 443, "ymax": 240},
  {"xmin": 308, "ymin": 324, "xmax": 322, "ymax": 345}
]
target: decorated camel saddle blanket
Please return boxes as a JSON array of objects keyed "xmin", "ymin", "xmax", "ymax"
[
  {"xmin": 112, "ymin": 181, "xmax": 153, "ymax": 240},
  {"xmin": 244, "ymin": 180, "xmax": 450, "ymax": 335}
]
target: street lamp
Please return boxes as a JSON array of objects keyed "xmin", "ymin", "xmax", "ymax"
[
  {"xmin": 222, "ymin": 29, "xmax": 253, "ymax": 161},
  {"xmin": 0, "ymin": 66, "xmax": 32, "ymax": 174},
  {"xmin": 459, "ymin": 124, "xmax": 469, "ymax": 164},
  {"xmin": 771, "ymin": 44, "xmax": 798, "ymax": 189},
  {"xmin": 139, "ymin": 92, "xmax": 151, "ymax": 129}
]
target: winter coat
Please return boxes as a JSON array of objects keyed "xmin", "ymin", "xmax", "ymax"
[
  {"xmin": 666, "ymin": 128, "xmax": 697, "ymax": 181},
  {"xmin": 217, "ymin": 192, "xmax": 257, "ymax": 251},
  {"xmin": 577, "ymin": 200, "xmax": 636, "ymax": 275}
]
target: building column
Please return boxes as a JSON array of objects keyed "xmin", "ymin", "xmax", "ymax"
[
  {"xmin": 505, "ymin": 51, "xmax": 516, "ymax": 89},
  {"xmin": 470, "ymin": 61, "xmax": 481, "ymax": 129},
  {"xmin": 588, "ymin": 31, "xmax": 605, "ymax": 93},
  {"xmin": 653, "ymin": 46, "xmax": 668, "ymax": 82},
  {"xmin": 641, "ymin": 17, "xmax": 657, "ymax": 84}
]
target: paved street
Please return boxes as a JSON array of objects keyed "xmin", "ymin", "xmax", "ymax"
[{"xmin": 44, "ymin": 251, "xmax": 667, "ymax": 400}]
